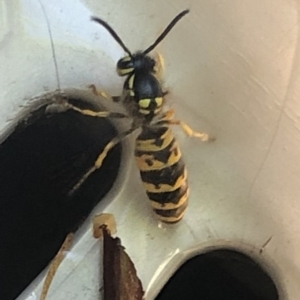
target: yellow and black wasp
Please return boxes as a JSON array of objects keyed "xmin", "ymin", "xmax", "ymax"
[{"xmin": 62, "ymin": 9, "xmax": 212, "ymax": 223}]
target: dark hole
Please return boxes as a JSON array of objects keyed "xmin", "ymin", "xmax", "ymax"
[
  {"xmin": 0, "ymin": 96, "xmax": 122, "ymax": 300},
  {"xmin": 156, "ymin": 249, "xmax": 279, "ymax": 300}
]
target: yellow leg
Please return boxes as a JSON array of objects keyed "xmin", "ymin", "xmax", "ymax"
[
  {"xmin": 60, "ymin": 102, "xmax": 129, "ymax": 119},
  {"xmin": 69, "ymin": 126, "xmax": 138, "ymax": 195},
  {"xmin": 159, "ymin": 109, "xmax": 175, "ymax": 121},
  {"xmin": 69, "ymin": 140, "xmax": 116, "ymax": 195},
  {"xmin": 155, "ymin": 109, "xmax": 214, "ymax": 142},
  {"xmin": 170, "ymin": 120, "xmax": 214, "ymax": 141},
  {"xmin": 89, "ymin": 84, "xmax": 120, "ymax": 102},
  {"xmin": 40, "ymin": 233, "xmax": 74, "ymax": 300}
]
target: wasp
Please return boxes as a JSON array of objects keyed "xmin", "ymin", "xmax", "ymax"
[{"xmin": 61, "ymin": 9, "xmax": 212, "ymax": 223}]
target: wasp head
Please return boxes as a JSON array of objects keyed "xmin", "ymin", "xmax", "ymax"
[{"xmin": 117, "ymin": 52, "xmax": 155, "ymax": 76}]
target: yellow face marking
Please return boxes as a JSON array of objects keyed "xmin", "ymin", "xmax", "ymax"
[
  {"xmin": 135, "ymin": 145, "xmax": 182, "ymax": 171},
  {"xmin": 123, "ymin": 56, "xmax": 131, "ymax": 62},
  {"xmin": 139, "ymin": 99, "xmax": 151, "ymax": 108},
  {"xmin": 142, "ymin": 169, "xmax": 187, "ymax": 193},
  {"xmin": 150, "ymin": 188, "xmax": 189, "ymax": 210},
  {"xmin": 136, "ymin": 128, "xmax": 174, "ymax": 151}
]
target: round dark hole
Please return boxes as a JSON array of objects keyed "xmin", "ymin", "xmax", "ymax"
[
  {"xmin": 0, "ymin": 96, "xmax": 122, "ymax": 300},
  {"xmin": 156, "ymin": 249, "xmax": 279, "ymax": 300}
]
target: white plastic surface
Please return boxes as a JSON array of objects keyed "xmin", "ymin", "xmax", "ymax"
[{"xmin": 1, "ymin": 0, "xmax": 299, "ymax": 299}]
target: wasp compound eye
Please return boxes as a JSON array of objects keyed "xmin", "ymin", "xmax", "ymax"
[{"xmin": 117, "ymin": 56, "xmax": 134, "ymax": 76}]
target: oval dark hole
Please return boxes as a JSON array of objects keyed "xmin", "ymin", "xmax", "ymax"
[
  {"xmin": 0, "ymin": 96, "xmax": 122, "ymax": 300},
  {"xmin": 156, "ymin": 249, "xmax": 279, "ymax": 300}
]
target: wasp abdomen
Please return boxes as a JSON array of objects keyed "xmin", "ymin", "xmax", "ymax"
[{"xmin": 135, "ymin": 126, "xmax": 189, "ymax": 223}]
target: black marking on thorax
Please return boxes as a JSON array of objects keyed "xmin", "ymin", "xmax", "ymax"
[{"xmin": 125, "ymin": 72, "xmax": 163, "ymax": 100}]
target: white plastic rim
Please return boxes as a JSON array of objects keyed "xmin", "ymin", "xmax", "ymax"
[
  {"xmin": 145, "ymin": 240, "xmax": 287, "ymax": 299},
  {"xmin": 1, "ymin": 0, "xmax": 299, "ymax": 299}
]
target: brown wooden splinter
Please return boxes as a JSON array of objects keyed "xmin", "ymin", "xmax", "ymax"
[{"xmin": 93, "ymin": 213, "xmax": 144, "ymax": 300}]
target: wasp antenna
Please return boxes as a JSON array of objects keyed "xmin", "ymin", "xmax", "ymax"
[
  {"xmin": 38, "ymin": 0, "xmax": 61, "ymax": 91},
  {"xmin": 91, "ymin": 16, "xmax": 132, "ymax": 57},
  {"xmin": 143, "ymin": 9, "xmax": 190, "ymax": 55}
]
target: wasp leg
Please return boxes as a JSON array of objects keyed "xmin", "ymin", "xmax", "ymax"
[
  {"xmin": 171, "ymin": 120, "xmax": 213, "ymax": 141},
  {"xmin": 158, "ymin": 109, "xmax": 175, "ymax": 121},
  {"xmin": 61, "ymin": 102, "xmax": 129, "ymax": 119},
  {"xmin": 155, "ymin": 109, "xmax": 214, "ymax": 142},
  {"xmin": 89, "ymin": 84, "xmax": 120, "ymax": 103},
  {"xmin": 40, "ymin": 233, "xmax": 74, "ymax": 300},
  {"xmin": 69, "ymin": 125, "xmax": 138, "ymax": 195}
]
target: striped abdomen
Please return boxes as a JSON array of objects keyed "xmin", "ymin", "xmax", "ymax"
[{"xmin": 135, "ymin": 126, "xmax": 189, "ymax": 223}]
